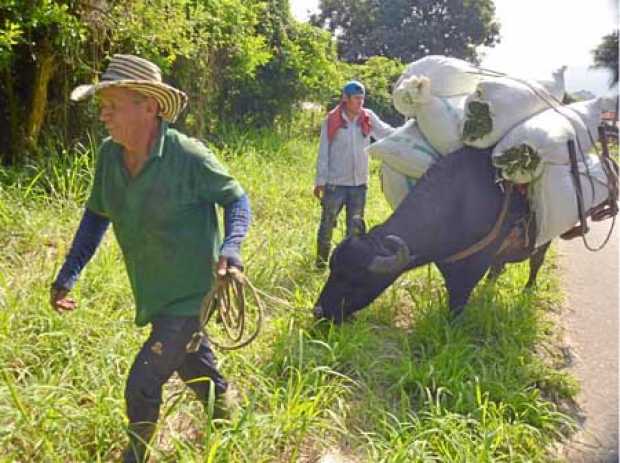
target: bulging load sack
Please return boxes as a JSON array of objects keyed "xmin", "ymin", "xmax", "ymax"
[
  {"xmin": 531, "ymin": 154, "xmax": 610, "ymax": 247},
  {"xmin": 461, "ymin": 71, "xmax": 565, "ymax": 149},
  {"xmin": 493, "ymin": 98, "xmax": 603, "ymax": 181},
  {"xmin": 366, "ymin": 120, "xmax": 439, "ymax": 178},
  {"xmin": 393, "ymin": 75, "xmax": 427, "ymax": 117},
  {"xmin": 394, "ymin": 55, "xmax": 482, "ymax": 97},
  {"xmin": 393, "ymin": 76, "xmax": 466, "ymax": 155},
  {"xmin": 537, "ymin": 66, "xmax": 567, "ymax": 101},
  {"xmin": 381, "ymin": 162, "xmax": 416, "ymax": 210}
]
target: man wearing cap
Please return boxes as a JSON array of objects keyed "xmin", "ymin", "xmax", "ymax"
[
  {"xmin": 50, "ymin": 54, "xmax": 251, "ymax": 462},
  {"xmin": 314, "ymin": 80, "xmax": 395, "ymax": 268}
]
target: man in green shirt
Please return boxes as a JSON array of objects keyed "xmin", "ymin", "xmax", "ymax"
[{"xmin": 50, "ymin": 55, "xmax": 251, "ymax": 462}]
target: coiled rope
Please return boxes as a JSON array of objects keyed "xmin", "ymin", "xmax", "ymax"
[{"xmin": 187, "ymin": 268, "xmax": 264, "ymax": 352}]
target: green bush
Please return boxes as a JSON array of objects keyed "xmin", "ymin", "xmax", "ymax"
[
  {"xmin": 351, "ymin": 56, "xmax": 406, "ymax": 126},
  {"xmin": 219, "ymin": 3, "xmax": 340, "ymax": 127}
]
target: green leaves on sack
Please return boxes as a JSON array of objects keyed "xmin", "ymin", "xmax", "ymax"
[
  {"xmin": 493, "ymin": 144, "xmax": 543, "ymax": 183},
  {"xmin": 462, "ymin": 101, "xmax": 494, "ymax": 141}
]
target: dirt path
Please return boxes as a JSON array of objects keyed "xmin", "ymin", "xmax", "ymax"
[{"xmin": 558, "ymin": 219, "xmax": 619, "ymax": 462}]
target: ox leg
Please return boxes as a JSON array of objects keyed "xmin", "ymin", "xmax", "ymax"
[
  {"xmin": 525, "ymin": 242, "xmax": 551, "ymax": 289},
  {"xmin": 437, "ymin": 251, "xmax": 496, "ymax": 317},
  {"xmin": 486, "ymin": 261, "xmax": 506, "ymax": 283}
]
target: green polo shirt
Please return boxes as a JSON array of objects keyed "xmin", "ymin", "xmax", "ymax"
[{"xmin": 87, "ymin": 122, "xmax": 244, "ymax": 326}]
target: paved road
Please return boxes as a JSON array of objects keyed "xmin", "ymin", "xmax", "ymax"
[{"xmin": 558, "ymin": 219, "xmax": 619, "ymax": 462}]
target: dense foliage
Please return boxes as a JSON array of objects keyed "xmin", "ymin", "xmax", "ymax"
[{"xmin": 0, "ymin": 0, "xmax": 500, "ymax": 163}]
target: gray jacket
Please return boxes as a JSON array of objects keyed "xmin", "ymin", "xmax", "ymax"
[{"xmin": 315, "ymin": 109, "xmax": 395, "ymax": 187}]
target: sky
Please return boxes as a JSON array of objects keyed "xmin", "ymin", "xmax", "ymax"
[{"xmin": 290, "ymin": 0, "xmax": 618, "ymax": 96}]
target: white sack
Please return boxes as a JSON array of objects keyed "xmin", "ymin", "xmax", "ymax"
[
  {"xmin": 461, "ymin": 76, "xmax": 559, "ymax": 149},
  {"xmin": 537, "ymin": 66, "xmax": 567, "ymax": 101},
  {"xmin": 532, "ymin": 154, "xmax": 610, "ymax": 247},
  {"xmin": 381, "ymin": 162, "xmax": 417, "ymax": 210},
  {"xmin": 393, "ymin": 76, "xmax": 466, "ymax": 155},
  {"xmin": 394, "ymin": 55, "xmax": 482, "ymax": 97},
  {"xmin": 367, "ymin": 120, "xmax": 440, "ymax": 178},
  {"xmin": 493, "ymin": 98, "xmax": 603, "ymax": 168}
]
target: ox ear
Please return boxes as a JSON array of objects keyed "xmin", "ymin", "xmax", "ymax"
[{"xmin": 351, "ymin": 215, "xmax": 366, "ymax": 237}]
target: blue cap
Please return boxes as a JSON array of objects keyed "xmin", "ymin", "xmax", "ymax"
[{"xmin": 343, "ymin": 80, "xmax": 365, "ymax": 96}]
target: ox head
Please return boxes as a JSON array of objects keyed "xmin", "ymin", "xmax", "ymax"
[{"xmin": 313, "ymin": 232, "xmax": 414, "ymax": 323}]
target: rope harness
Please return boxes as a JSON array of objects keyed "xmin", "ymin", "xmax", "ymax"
[
  {"xmin": 439, "ymin": 124, "xmax": 618, "ymax": 265},
  {"xmin": 561, "ymin": 126, "xmax": 618, "ymax": 250},
  {"xmin": 442, "ymin": 182, "xmax": 514, "ymax": 264},
  {"xmin": 463, "ymin": 68, "xmax": 618, "ymax": 253}
]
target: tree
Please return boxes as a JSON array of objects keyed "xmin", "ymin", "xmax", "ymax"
[
  {"xmin": 335, "ymin": 57, "xmax": 405, "ymax": 125},
  {"xmin": 311, "ymin": 0, "xmax": 500, "ymax": 64},
  {"xmin": 592, "ymin": 30, "xmax": 618, "ymax": 89},
  {"xmin": 0, "ymin": 0, "xmax": 270, "ymax": 163},
  {"xmin": 0, "ymin": 0, "xmax": 87, "ymax": 163},
  {"xmin": 0, "ymin": 0, "xmax": 342, "ymax": 164},
  {"xmin": 221, "ymin": 0, "xmax": 340, "ymax": 126},
  {"xmin": 108, "ymin": 0, "xmax": 271, "ymax": 135}
]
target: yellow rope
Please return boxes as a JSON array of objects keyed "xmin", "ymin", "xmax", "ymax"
[{"xmin": 187, "ymin": 268, "xmax": 264, "ymax": 352}]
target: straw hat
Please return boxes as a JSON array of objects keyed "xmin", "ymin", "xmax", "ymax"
[{"xmin": 71, "ymin": 54, "xmax": 188, "ymax": 123}]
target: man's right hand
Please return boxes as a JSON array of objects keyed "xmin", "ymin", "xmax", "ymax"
[
  {"xmin": 50, "ymin": 287, "xmax": 78, "ymax": 313},
  {"xmin": 313, "ymin": 185, "xmax": 325, "ymax": 200}
]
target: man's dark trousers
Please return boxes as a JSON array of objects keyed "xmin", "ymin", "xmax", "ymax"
[{"xmin": 123, "ymin": 316, "xmax": 227, "ymax": 462}]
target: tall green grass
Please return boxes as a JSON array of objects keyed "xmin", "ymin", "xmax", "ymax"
[{"xmin": 0, "ymin": 124, "xmax": 576, "ymax": 462}]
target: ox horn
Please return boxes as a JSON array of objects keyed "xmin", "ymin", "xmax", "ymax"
[{"xmin": 368, "ymin": 235, "xmax": 411, "ymax": 274}]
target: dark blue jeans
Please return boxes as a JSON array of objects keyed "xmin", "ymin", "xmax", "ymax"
[
  {"xmin": 123, "ymin": 316, "xmax": 226, "ymax": 461},
  {"xmin": 316, "ymin": 184, "xmax": 367, "ymax": 265}
]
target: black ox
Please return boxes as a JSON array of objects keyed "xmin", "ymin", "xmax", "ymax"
[{"xmin": 313, "ymin": 146, "xmax": 551, "ymax": 323}]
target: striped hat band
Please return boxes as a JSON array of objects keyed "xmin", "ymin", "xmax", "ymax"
[
  {"xmin": 71, "ymin": 54, "xmax": 188, "ymax": 123},
  {"xmin": 102, "ymin": 55, "xmax": 162, "ymax": 82}
]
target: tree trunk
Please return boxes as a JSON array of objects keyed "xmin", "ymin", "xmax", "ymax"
[
  {"xmin": 2, "ymin": 64, "xmax": 21, "ymax": 165},
  {"xmin": 23, "ymin": 40, "xmax": 57, "ymax": 155}
]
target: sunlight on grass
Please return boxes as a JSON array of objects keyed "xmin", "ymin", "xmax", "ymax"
[{"xmin": 0, "ymin": 122, "xmax": 576, "ymax": 461}]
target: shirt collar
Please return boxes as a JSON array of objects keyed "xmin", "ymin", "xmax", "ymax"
[
  {"xmin": 342, "ymin": 111, "xmax": 359, "ymax": 124},
  {"xmin": 149, "ymin": 120, "xmax": 168, "ymax": 158}
]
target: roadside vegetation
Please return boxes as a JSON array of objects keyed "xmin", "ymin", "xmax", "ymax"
[{"xmin": 0, "ymin": 120, "xmax": 578, "ymax": 462}]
